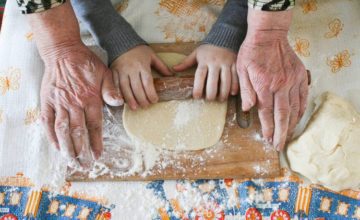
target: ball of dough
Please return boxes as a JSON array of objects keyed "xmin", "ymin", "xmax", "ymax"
[{"xmin": 287, "ymin": 92, "xmax": 360, "ymax": 191}]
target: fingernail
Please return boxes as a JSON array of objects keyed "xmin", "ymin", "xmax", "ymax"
[
  {"xmin": 52, "ymin": 143, "xmax": 60, "ymax": 150},
  {"xmin": 109, "ymin": 98, "xmax": 124, "ymax": 106},
  {"xmin": 275, "ymin": 144, "xmax": 281, "ymax": 152},
  {"xmin": 92, "ymin": 150, "xmax": 101, "ymax": 160},
  {"xmin": 265, "ymin": 138, "xmax": 272, "ymax": 144}
]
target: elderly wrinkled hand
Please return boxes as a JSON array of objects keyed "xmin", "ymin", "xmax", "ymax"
[
  {"xmin": 237, "ymin": 9, "xmax": 309, "ymax": 151},
  {"xmin": 40, "ymin": 44, "xmax": 119, "ymax": 166},
  {"xmin": 28, "ymin": 2, "xmax": 120, "ymax": 166}
]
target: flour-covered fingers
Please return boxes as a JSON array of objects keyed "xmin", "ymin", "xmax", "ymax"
[
  {"xmin": 288, "ymin": 85, "xmax": 301, "ymax": 139},
  {"xmin": 218, "ymin": 66, "xmax": 231, "ymax": 102},
  {"xmin": 257, "ymin": 90, "xmax": 274, "ymax": 143},
  {"xmin": 140, "ymin": 70, "xmax": 158, "ymax": 104},
  {"xmin": 120, "ymin": 74, "xmax": 138, "ymax": 110},
  {"xmin": 130, "ymin": 73, "xmax": 150, "ymax": 108},
  {"xmin": 230, "ymin": 64, "xmax": 239, "ymax": 96},
  {"xmin": 68, "ymin": 106, "xmax": 89, "ymax": 164},
  {"xmin": 273, "ymin": 90, "xmax": 291, "ymax": 151},
  {"xmin": 193, "ymin": 65, "xmax": 208, "ymax": 99},
  {"xmin": 102, "ymin": 69, "xmax": 123, "ymax": 106},
  {"xmin": 54, "ymin": 107, "xmax": 76, "ymax": 159},
  {"xmin": 41, "ymin": 104, "xmax": 59, "ymax": 149},
  {"xmin": 151, "ymin": 54, "xmax": 172, "ymax": 76},
  {"xmin": 85, "ymin": 102, "xmax": 103, "ymax": 159},
  {"xmin": 206, "ymin": 66, "xmax": 220, "ymax": 101}
]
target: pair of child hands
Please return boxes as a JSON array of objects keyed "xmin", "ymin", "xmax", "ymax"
[{"xmin": 109, "ymin": 44, "xmax": 238, "ymax": 110}]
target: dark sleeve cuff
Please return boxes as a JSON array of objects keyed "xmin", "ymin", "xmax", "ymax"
[
  {"xmin": 72, "ymin": 0, "xmax": 146, "ymax": 65},
  {"xmin": 102, "ymin": 26, "xmax": 147, "ymax": 64},
  {"xmin": 202, "ymin": 23, "xmax": 246, "ymax": 52}
]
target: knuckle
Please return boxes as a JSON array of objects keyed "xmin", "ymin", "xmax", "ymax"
[
  {"xmin": 70, "ymin": 126, "xmax": 87, "ymax": 137},
  {"xmin": 197, "ymin": 65, "xmax": 207, "ymax": 73},
  {"xmin": 119, "ymin": 75, "xmax": 129, "ymax": 84},
  {"xmin": 142, "ymin": 78, "xmax": 154, "ymax": 88},
  {"xmin": 240, "ymin": 87, "xmax": 252, "ymax": 96},
  {"xmin": 87, "ymin": 121, "xmax": 102, "ymax": 132},
  {"xmin": 291, "ymin": 103, "xmax": 300, "ymax": 111},
  {"xmin": 259, "ymin": 106, "xmax": 274, "ymax": 114},
  {"xmin": 55, "ymin": 121, "xmax": 69, "ymax": 134},
  {"xmin": 41, "ymin": 114, "xmax": 53, "ymax": 125}
]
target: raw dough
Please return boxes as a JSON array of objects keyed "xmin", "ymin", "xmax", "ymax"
[
  {"xmin": 151, "ymin": 52, "xmax": 195, "ymax": 77},
  {"xmin": 287, "ymin": 92, "xmax": 360, "ymax": 191},
  {"xmin": 123, "ymin": 52, "xmax": 227, "ymax": 151}
]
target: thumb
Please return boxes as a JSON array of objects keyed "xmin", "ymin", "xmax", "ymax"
[
  {"xmin": 101, "ymin": 69, "xmax": 124, "ymax": 106},
  {"xmin": 172, "ymin": 51, "xmax": 197, "ymax": 72},
  {"xmin": 152, "ymin": 55, "xmax": 173, "ymax": 76}
]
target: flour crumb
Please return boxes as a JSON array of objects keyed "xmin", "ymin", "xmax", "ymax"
[{"xmin": 173, "ymin": 100, "xmax": 202, "ymax": 128}]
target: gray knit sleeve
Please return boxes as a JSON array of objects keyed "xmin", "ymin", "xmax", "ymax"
[
  {"xmin": 202, "ymin": 0, "xmax": 248, "ymax": 52},
  {"xmin": 71, "ymin": 0, "xmax": 147, "ymax": 64}
]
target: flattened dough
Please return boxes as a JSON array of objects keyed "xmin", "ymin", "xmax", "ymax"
[
  {"xmin": 287, "ymin": 92, "xmax": 360, "ymax": 191},
  {"xmin": 123, "ymin": 52, "xmax": 227, "ymax": 151}
]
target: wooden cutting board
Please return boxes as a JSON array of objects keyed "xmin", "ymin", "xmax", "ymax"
[{"xmin": 67, "ymin": 43, "xmax": 280, "ymax": 181}]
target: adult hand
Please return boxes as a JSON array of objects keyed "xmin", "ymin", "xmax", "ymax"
[
  {"xmin": 110, "ymin": 45, "xmax": 172, "ymax": 110},
  {"xmin": 237, "ymin": 9, "xmax": 309, "ymax": 151},
  {"xmin": 173, "ymin": 44, "xmax": 238, "ymax": 101},
  {"xmin": 28, "ymin": 2, "xmax": 120, "ymax": 166}
]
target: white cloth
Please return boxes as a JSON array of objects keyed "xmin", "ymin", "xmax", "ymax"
[{"xmin": 0, "ymin": 0, "xmax": 359, "ymax": 218}]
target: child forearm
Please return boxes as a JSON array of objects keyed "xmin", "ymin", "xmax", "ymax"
[
  {"xmin": 202, "ymin": 0, "xmax": 248, "ymax": 52},
  {"xmin": 72, "ymin": 0, "xmax": 146, "ymax": 64}
]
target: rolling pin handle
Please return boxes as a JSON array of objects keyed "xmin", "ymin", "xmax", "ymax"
[{"xmin": 236, "ymin": 93, "xmax": 252, "ymax": 128}]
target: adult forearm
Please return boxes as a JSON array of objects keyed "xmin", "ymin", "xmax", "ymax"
[
  {"xmin": 27, "ymin": 1, "xmax": 81, "ymax": 58},
  {"xmin": 245, "ymin": 9, "xmax": 292, "ymax": 44}
]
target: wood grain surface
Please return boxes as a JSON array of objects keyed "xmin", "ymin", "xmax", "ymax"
[{"xmin": 67, "ymin": 43, "xmax": 280, "ymax": 182}]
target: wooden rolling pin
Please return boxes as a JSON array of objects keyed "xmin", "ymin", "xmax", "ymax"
[
  {"xmin": 154, "ymin": 75, "xmax": 251, "ymax": 128},
  {"xmin": 154, "ymin": 75, "xmax": 194, "ymax": 102}
]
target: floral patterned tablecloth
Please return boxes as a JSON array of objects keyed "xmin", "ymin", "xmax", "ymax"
[{"xmin": 0, "ymin": 0, "xmax": 359, "ymax": 219}]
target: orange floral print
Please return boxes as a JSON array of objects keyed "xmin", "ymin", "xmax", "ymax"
[
  {"xmin": 156, "ymin": 0, "xmax": 224, "ymax": 42},
  {"xmin": 324, "ymin": 18, "xmax": 344, "ymax": 38},
  {"xmin": 0, "ymin": 67, "xmax": 21, "ymax": 95},
  {"xmin": 115, "ymin": 0, "xmax": 129, "ymax": 13},
  {"xmin": 0, "ymin": 109, "xmax": 3, "ymax": 124},
  {"xmin": 170, "ymin": 199, "xmax": 186, "ymax": 219},
  {"xmin": 294, "ymin": 38, "xmax": 310, "ymax": 57},
  {"xmin": 25, "ymin": 32, "xmax": 34, "ymax": 41},
  {"xmin": 327, "ymin": 50, "xmax": 351, "ymax": 73},
  {"xmin": 158, "ymin": 207, "xmax": 170, "ymax": 220},
  {"xmin": 302, "ymin": 0, "xmax": 317, "ymax": 14},
  {"xmin": 24, "ymin": 107, "xmax": 40, "ymax": 125}
]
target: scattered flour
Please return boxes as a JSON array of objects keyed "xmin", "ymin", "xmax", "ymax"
[{"xmin": 173, "ymin": 100, "xmax": 202, "ymax": 128}]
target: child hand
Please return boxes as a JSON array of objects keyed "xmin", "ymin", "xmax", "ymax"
[
  {"xmin": 173, "ymin": 44, "xmax": 238, "ymax": 102},
  {"xmin": 110, "ymin": 45, "xmax": 172, "ymax": 110}
]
